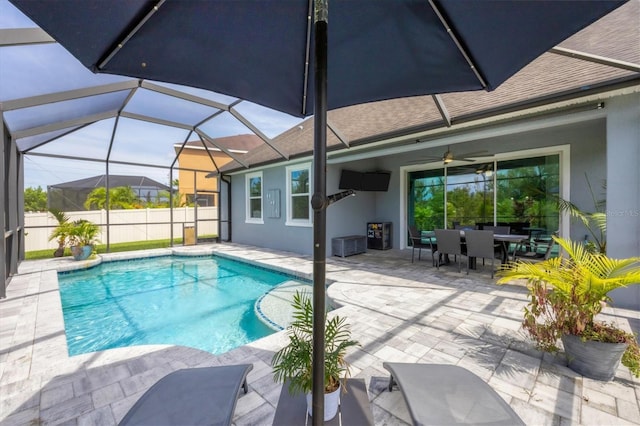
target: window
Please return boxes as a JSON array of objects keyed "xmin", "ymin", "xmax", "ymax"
[
  {"xmin": 286, "ymin": 163, "xmax": 312, "ymax": 226},
  {"xmin": 246, "ymin": 172, "xmax": 263, "ymax": 223},
  {"xmin": 408, "ymin": 154, "xmax": 560, "ymax": 232}
]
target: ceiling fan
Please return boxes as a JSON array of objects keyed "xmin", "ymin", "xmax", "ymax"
[{"xmin": 409, "ymin": 146, "xmax": 489, "ymax": 165}]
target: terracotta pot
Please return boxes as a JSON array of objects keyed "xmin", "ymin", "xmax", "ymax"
[
  {"xmin": 306, "ymin": 384, "xmax": 340, "ymax": 421},
  {"xmin": 562, "ymin": 334, "xmax": 628, "ymax": 381}
]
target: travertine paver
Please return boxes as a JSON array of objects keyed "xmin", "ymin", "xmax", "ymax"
[{"xmin": 1, "ymin": 243, "xmax": 638, "ymax": 425}]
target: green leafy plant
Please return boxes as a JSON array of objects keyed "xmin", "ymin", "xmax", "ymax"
[
  {"xmin": 47, "ymin": 208, "xmax": 71, "ymax": 257},
  {"xmin": 272, "ymin": 291, "xmax": 359, "ymax": 395},
  {"xmin": 68, "ymin": 219, "xmax": 101, "ymax": 247},
  {"xmin": 556, "ymin": 174, "xmax": 606, "ymax": 254},
  {"xmin": 497, "ymin": 236, "xmax": 640, "ymax": 377}
]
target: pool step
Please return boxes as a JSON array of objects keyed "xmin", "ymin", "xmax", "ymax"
[{"xmin": 255, "ymin": 281, "xmax": 312, "ymax": 330}]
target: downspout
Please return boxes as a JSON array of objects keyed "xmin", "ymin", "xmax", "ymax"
[{"xmin": 221, "ymin": 174, "xmax": 232, "ymax": 242}]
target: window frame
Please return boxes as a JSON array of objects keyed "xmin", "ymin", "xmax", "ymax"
[
  {"xmin": 285, "ymin": 163, "xmax": 313, "ymax": 227},
  {"xmin": 400, "ymin": 144, "xmax": 570, "ymax": 248},
  {"xmin": 245, "ymin": 171, "xmax": 264, "ymax": 224}
]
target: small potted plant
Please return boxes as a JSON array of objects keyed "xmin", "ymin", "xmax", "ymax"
[
  {"xmin": 68, "ymin": 219, "xmax": 100, "ymax": 260},
  {"xmin": 272, "ymin": 291, "xmax": 359, "ymax": 421},
  {"xmin": 48, "ymin": 208, "xmax": 71, "ymax": 257},
  {"xmin": 497, "ymin": 236, "xmax": 640, "ymax": 380}
]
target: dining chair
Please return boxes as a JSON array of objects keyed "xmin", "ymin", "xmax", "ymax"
[
  {"xmin": 482, "ymin": 225, "xmax": 510, "ymax": 235},
  {"xmin": 454, "ymin": 224, "xmax": 477, "ymax": 230},
  {"xmin": 515, "ymin": 231, "xmax": 559, "ymax": 262},
  {"xmin": 464, "ymin": 230, "xmax": 499, "ymax": 278},
  {"xmin": 482, "ymin": 226, "xmax": 511, "ymax": 259},
  {"xmin": 434, "ymin": 229, "xmax": 465, "ymax": 272},
  {"xmin": 408, "ymin": 225, "xmax": 437, "ymax": 266}
]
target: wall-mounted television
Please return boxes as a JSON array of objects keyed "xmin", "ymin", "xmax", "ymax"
[
  {"xmin": 363, "ymin": 171, "xmax": 391, "ymax": 191},
  {"xmin": 338, "ymin": 169, "xmax": 363, "ymax": 191},
  {"xmin": 339, "ymin": 170, "xmax": 390, "ymax": 191}
]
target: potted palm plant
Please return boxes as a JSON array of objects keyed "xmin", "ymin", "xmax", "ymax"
[
  {"xmin": 497, "ymin": 236, "xmax": 640, "ymax": 380},
  {"xmin": 272, "ymin": 291, "xmax": 359, "ymax": 421},
  {"xmin": 68, "ymin": 219, "xmax": 100, "ymax": 260},
  {"xmin": 48, "ymin": 208, "xmax": 71, "ymax": 257}
]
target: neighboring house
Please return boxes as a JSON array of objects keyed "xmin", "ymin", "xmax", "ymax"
[
  {"xmin": 218, "ymin": 3, "xmax": 640, "ymax": 309},
  {"xmin": 48, "ymin": 175, "xmax": 171, "ymax": 211},
  {"xmin": 174, "ymin": 134, "xmax": 263, "ymax": 206}
]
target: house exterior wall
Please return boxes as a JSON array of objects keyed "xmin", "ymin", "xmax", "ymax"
[
  {"xmin": 177, "ymin": 149, "xmax": 230, "ymax": 203},
  {"xmin": 227, "ymin": 98, "xmax": 638, "ymax": 302},
  {"xmin": 605, "ymin": 93, "xmax": 640, "ymax": 310}
]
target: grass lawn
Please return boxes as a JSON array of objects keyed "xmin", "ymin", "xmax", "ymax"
[{"xmin": 25, "ymin": 236, "xmax": 217, "ymax": 260}]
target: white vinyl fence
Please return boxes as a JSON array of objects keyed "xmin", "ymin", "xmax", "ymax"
[{"xmin": 25, "ymin": 207, "xmax": 218, "ymax": 252}]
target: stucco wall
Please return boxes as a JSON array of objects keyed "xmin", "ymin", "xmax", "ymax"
[
  {"xmin": 228, "ymin": 100, "xmax": 636, "ymax": 274},
  {"xmin": 605, "ymin": 93, "xmax": 640, "ymax": 310}
]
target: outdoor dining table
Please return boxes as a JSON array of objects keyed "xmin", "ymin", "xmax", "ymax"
[{"xmin": 422, "ymin": 231, "xmax": 528, "ymax": 265}]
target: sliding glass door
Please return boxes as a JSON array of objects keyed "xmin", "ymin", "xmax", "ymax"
[
  {"xmin": 408, "ymin": 169, "xmax": 445, "ymax": 231},
  {"xmin": 495, "ymin": 155, "xmax": 559, "ymax": 233},
  {"xmin": 408, "ymin": 154, "xmax": 559, "ymax": 233}
]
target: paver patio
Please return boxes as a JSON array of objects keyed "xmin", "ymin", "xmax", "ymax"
[{"xmin": 1, "ymin": 243, "xmax": 638, "ymax": 425}]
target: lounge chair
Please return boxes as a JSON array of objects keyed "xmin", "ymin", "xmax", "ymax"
[
  {"xmin": 119, "ymin": 364, "xmax": 253, "ymax": 426},
  {"xmin": 383, "ymin": 362, "xmax": 524, "ymax": 426}
]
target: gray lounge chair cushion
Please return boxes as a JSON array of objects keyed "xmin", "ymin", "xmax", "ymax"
[
  {"xmin": 383, "ymin": 362, "xmax": 524, "ymax": 426},
  {"xmin": 119, "ymin": 364, "xmax": 253, "ymax": 426}
]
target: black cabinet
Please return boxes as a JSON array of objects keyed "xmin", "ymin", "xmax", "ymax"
[{"xmin": 367, "ymin": 222, "xmax": 392, "ymax": 250}]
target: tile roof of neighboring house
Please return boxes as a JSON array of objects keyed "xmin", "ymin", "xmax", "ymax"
[
  {"xmin": 220, "ymin": 0, "xmax": 639, "ymax": 173},
  {"xmin": 176, "ymin": 134, "xmax": 264, "ymax": 154}
]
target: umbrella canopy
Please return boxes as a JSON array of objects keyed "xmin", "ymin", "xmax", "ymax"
[
  {"xmin": 9, "ymin": 0, "xmax": 626, "ymax": 422},
  {"xmin": 9, "ymin": 0, "xmax": 624, "ymax": 118}
]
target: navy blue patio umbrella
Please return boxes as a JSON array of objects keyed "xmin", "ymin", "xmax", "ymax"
[{"xmin": 10, "ymin": 0, "xmax": 626, "ymax": 421}]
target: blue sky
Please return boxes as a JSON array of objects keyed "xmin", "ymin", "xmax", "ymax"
[{"xmin": 1, "ymin": 0, "xmax": 304, "ymax": 189}]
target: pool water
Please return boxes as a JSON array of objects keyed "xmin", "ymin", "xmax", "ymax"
[{"xmin": 58, "ymin": 255, "xmax": 305, "ymax": 356}]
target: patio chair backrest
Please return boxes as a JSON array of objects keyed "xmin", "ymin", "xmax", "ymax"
[
  {"xmin": 483, "ymin": 225, "xmax": 510, "ymax": 235},
  {"xmin": 408, "ymin": 225, "xmax": 432, "ymax": 249},
  {"xmin": 435, "ymin": 229, "xmax": 463, "ymax": 255},
  {"xmin": 454, "ymin": 224, "xmax": 476, "ymax": 230},
  {"xmin": 464, "ymin": 230, "xmax": 496, "ymax": 259}
]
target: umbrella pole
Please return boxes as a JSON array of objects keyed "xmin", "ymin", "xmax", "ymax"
[{"xmin": 311, "ymin": 1, "xmax": 328, "ymax": 424}]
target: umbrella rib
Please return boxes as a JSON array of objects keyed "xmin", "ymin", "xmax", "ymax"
[
  {"xmin": 301, "ymin": 0, "xmax": 314, "ymax": 116},
  {"xmin": 98, "ymin": 0, "xmax": 166, "ymax": 70},
  {"xmin": 428, "ymin": 0, "xmax": 487, "ymax": 90}
]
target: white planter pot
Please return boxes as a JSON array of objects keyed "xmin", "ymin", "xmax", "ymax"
[{"xmin": 306, "ymin": 384, "xmax": 340, "ymax": 421}]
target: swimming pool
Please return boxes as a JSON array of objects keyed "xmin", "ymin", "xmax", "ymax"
[{"xmin": 58, "ymin": 255, "xmax": 307, "ymax": 356}]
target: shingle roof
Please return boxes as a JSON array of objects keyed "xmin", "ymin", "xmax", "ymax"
[
  {"xmin": 220, "ymin": 0, "xmax": 639, "ymax": 173},
  {"xmin": 179, "ymin": 134, "xmax": 264, "ymax": 153}
]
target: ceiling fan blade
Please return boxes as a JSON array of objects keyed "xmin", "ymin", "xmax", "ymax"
[
  {"xmin": 456, "ymin": 150, "xmax": 489, "ymax": 158},
  {"xmin": 406, "ymin": 156, "xmax": 442, "ymax": 164}
]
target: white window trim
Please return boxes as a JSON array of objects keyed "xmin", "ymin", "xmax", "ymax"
[
  {"xmin": 245, "ymin": 171, "xmax": 264, "ymax": 224},
  {"xmin": 285, "ymin": 163, "xmax": 313, "ymax": 227}
]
